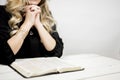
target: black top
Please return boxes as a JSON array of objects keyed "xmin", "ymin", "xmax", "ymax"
[{"xmin": 0, "ymin": 5, "xmax": 64, "ymax": 65}]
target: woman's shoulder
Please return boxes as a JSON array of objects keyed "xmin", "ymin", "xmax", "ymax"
[
  {"xmin": 0, "ymin": 5, "xmax": 10, "ymax": 15},
  {"xmin": 0, "ymin": 5, "xmax": 6, "ymax": 13},
  {"xmin": 0, "ymin": 5, "xmax": 10, "ymax": 21},
  {"xmin": 0, "ymin": 5, "xmax": 5, "ymax": 8}
]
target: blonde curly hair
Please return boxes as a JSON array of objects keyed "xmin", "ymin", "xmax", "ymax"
[{"xmin": 5, "ymin": 0, "xmax": 56, "ymax": 36}]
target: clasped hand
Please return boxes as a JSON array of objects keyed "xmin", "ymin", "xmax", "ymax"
[{"xmin": 24, "ymin": 5, "xmax": 41, "ymax": 28}]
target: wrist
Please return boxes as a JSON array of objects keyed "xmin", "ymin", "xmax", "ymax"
[
  {"xmin": 35, "ymin": 22, "xmax": 43, "ymax": 29},
  {"xmin": 21, "ymin": 22, "xmax": 32, "ymax": 31},
  {"xmin": 24, "ymin": 20, "xmax": 33, "ymax": 28},
  {"xmin": 15, "ymin": 30, "xmax": 27, "ymax": 40},
  {"xmin": 12, "ymin": 22, "xmax": 31, "ymax": 40}
]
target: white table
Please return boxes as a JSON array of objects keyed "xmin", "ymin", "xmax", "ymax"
[{"xmin": 0, "ymin": 54, "xmax": 120, "ymax": 80}]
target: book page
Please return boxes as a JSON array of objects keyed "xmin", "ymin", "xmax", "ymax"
[
  {"xmin": 11, "ymin": 57, "xmax": 58, "ymax": 77},
  {"xmin": 48, "ymin": 58, "xmax": 84, "ymax": 73}
]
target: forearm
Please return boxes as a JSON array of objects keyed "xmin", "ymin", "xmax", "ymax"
[
  {"xmin": 36, "ymin": 23, "xmax": 56, "ymax": 51},
  {"xmin": 7, "ymin": 23, "xmax": 31, "ymax": 55}
]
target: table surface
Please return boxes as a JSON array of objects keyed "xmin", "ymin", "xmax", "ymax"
[{"xmin": 0, "ymin": 54, "xmax": 120, "ymax": 80}]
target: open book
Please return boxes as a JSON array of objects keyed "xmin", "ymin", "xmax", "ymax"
[{"xmin": 10, "ymin": 57, "xmax": 84, "ymax": 78}]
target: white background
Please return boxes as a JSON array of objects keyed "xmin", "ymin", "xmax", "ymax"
[{"xmin": 1, "ymin": 0, "xmax": 120, "ymax": 59}]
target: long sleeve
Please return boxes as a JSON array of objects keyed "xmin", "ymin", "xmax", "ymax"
[{"xmin": 0, "ymin": 5, "xmax": 15, "ymax": 65}]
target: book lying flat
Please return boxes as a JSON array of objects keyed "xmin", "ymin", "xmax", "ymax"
[{"xmin": 10, "ymin": 57, "xmax": 84, "ymax": 78}]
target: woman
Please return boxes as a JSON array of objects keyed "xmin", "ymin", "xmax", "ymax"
[{"xmin": 0, "ymin": 0, "xmax": 63, "ymax": 65}]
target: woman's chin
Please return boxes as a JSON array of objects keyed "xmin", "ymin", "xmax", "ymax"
[
  {"xmin": 29, "ymin": 2, "xmax": 39, "ymax": 5},
  {"xmin": 30, "ymin": 4, "xmax": 38, "ymax": 5}
]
